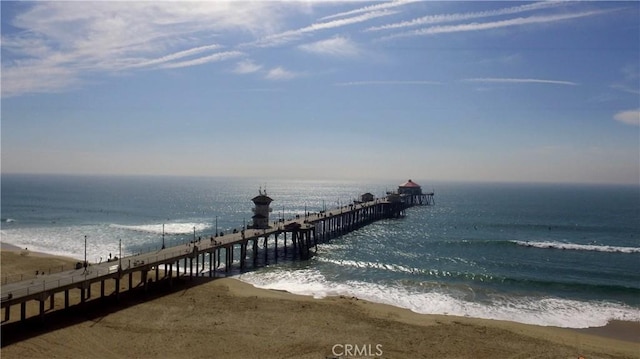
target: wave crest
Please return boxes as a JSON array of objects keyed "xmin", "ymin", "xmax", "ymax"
[{"xmin": 511, "ymin": 240, "xmax": 640, "ymax": 253}]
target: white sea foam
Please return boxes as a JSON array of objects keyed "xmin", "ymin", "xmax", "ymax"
[
  {"xmin": 0, "ymin": 222, "xmax": 202, "ymax": 263},
  {"xmin": 238, "ymin": 268, "xmax": 640, "ymax": 328},
  {"xmin": 110, "ymin": 222, "xmax": 210, "ymax": 235},
  {"xmin": 512, "ymin": 240, "xmax": 640, "ymax": 253},
  {"xmin": 316, "ymin": 257, "xmax": 418, "ymax": 274},
  {"xmin": 1, "ymin": 226, "xmax": 123, "ymax": 262}
]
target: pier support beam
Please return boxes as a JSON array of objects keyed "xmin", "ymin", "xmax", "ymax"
[
  {"xmin": 209, "ymin": 251, "xmax": 213, "ymax": 277},
  {"xmin": 217, "ymin": 249, "xmax": 221, "ymax": 271},
  {"xmin": 240, "ymin": 242, "xmax": 247, "ymax": 270},
  {"xmin": 274, "ymin": 233, "xmax": 278, "ymax": 263},
  {"xmin": 253, "ymin": 239, "xmax": 258, "ymax": 267},
  {"xmin": 39, "ymin": 299, "xmax": 45, "ymax": 320},
  {"xmin": 142, "ymin": 270, "xmax": 149, "ymax": 292},
  {"xmin": 195, "ymin": 255, "xmax": 199, "ymax": 277},
  {"xmin": 183, "ymin": 258, "xmax": 188, "ymax": 278},
  {"xmin": 284, "ymin": 231, "xmax": 288, "ymax": 256},
  {"xmin": 20, "ymin": 302, "xmax": 26, "ymax": 322},
  {"xmin": 189, "ymin": 258, "xmax": 193, "ymax": 280},
  {"xmin": 263, "ymin": 237, "xmax": 268, "ymax": 264}
]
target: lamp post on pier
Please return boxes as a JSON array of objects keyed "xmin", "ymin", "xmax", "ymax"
[{"xmin": 215, "ymin": 216, "xmax": 218, "ymax": 237}]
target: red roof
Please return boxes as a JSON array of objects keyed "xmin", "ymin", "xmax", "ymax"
[{"xmin": 399, "ymin": 179, "xmax": 421, "ymax": 188}]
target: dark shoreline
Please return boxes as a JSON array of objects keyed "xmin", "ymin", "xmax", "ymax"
[{"xmin": 574, "ymin": 320, "xmax": 640, "ymax": 343}]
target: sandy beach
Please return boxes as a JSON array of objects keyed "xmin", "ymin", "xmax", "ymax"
[{"xmin": 1, "ymin": 247, "xmax": 638, "ymax": 359}]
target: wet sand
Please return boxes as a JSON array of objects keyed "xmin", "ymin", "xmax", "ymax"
[{"xmin": 1, "ymin": 248, "xmax": 638, "ymax": 358}]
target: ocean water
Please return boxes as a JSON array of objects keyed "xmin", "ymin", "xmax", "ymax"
[{"xmin": 1, "ymin": 174, "xmax": 639, "ymax": 328}]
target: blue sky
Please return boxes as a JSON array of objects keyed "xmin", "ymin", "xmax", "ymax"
[{"xmin": 1, "ymin": 1, "xmax": 639, "ymax": 184}]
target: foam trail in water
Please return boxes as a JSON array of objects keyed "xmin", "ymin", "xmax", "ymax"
[
  {"xmin": 238, "ymin": 269, "xmax": 640, "ymax": 328},
  {"xmin": 512, "ymin": 240, "xmax": 640, "ymax": 253}
]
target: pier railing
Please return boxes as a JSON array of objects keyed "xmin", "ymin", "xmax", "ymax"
[
  {"xmin": 3, "ymin": 264, "xmax": 78, "ymax": 286},
  {"xmin": 1, "ymin": 249, "xmax": 203, "ymax": 302}
]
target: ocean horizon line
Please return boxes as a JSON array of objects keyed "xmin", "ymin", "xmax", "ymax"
[{"xmin": 2, "ymin": 171, "xmax": 638, "ymax": 188}]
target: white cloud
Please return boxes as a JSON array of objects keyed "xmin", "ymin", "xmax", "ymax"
[
  {"xmin": 610, "ymin": 85, "xmax": 640, "ymax": 95},
  {"xmin": 265, "ymin": 67, "xmax": 299, "ymax": 80},
  {"xmin": 0, "ymin": 1, "xmax": 625, "ymax": 98},
  {"xmin": 233, "ymin": 59, "xmax": 263, "ymax": 74},
  {"xmin": 367, "ymin": 1, "xmax": 565, "ymax": 32},
  {"xmin": 610, "ymin": 64, "xmax": 640, "ymax": 95},
  {"xmin": 382, "ymin": 10, "xmax": 612, "ymax": 40},
  {"xmin": 335, "ymin": 80, "xmax": 441, "ymax": 86},
  {"xmin": 132, "ymin": 44, "xmax": 222, "ymax": 69},
  {"xmin": 614, "ymin": 110, "xmax": 640, "ymax": 126},
  {"xmin": 299, "ymin": 36, "xmax": 360, "ymax": 58},
  {"xmin": 247, "ymin": 10, "xmax": 397, "ymax": 48},
  {"xmin": 320, "ymin": 0, "xmax": 416, "ymax": 21},
  {"xmin": 462, "ymin": 78, "xmax": 578, "ymax": 86},
  {"xmin": 1, "ymin": 63, "xmax": 80, "ymax": 97},
  {"xmin": 159, "ymin": 51, "xmax": 244, "ymax": 69},
  {"xmin": 1, "ymin": 2, "xmax": 296, "ymax": 96}
]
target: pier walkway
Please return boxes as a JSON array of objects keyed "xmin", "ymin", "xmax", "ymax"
[{"xmin": 1, "ymin": 190, "xmax": 433, "ymax": 324}]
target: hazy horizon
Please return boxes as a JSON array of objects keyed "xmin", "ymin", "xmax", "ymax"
[{"xmin": 2, "ymin": 171, "xmax": 638, "ymax": 188}]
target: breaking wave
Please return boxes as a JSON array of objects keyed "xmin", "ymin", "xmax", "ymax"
[
  {"xmin": 238, "ymin": 268, "xmax": 640, "ymax": 328},
  {"xmin": 511, "ymin": 240, "xmax": 640, "ymax": 254}
]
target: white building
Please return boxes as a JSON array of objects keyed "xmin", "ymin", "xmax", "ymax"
[{"xmin": 250, "ymin": 188, "xmax": 273, "ymax": 229}]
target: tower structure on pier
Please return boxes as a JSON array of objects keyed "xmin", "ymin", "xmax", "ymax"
[
  {"xmin": 398, "ymin": 179, "xmax": 423, "ymax": 196},
  {"xmin": 397, "ymin": 179, "xmax": 434, "ymax": 205},
  {"xmin": 250, "ymin": 187, "xmax": 273, "ymax": 229}
]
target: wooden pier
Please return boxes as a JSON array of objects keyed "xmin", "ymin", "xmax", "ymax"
[{"xmin": 1, "ymin": 186, "xmax": 433, "ymax": 325}]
